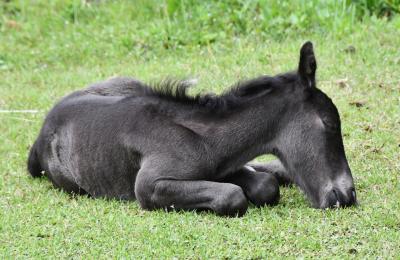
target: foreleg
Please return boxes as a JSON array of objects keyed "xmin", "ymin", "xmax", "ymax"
[
  {"xmin": 246, "ymin": 160, "xmax": 293, "ymax": 186},
  {"xmin": 134, "ymin": 160, "xmax": 248, "ymax": 217},
  {"xmin": 224, "ymin": 168, "xmax": 280, "ymax": 207}
]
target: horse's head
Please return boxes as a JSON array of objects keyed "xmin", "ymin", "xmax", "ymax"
[{"xmin": 273, "ymin": 42, "xmax": 357, "ymax": 209}]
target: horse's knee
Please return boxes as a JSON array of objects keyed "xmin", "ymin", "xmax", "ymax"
[
  {"xmin": 249, "ymin": 173, "xmax": 280, "ymax": 207},
  {"xmin": 214, "ymin": 184, "xmax": 248, "ymax": 217},
  {"xmin": 135, "ymin": 177, "xmax": 178, "ymax": 210},
  {"xmin": 134, "ymin": 176, "xmax": 155, "ymax": 210}
]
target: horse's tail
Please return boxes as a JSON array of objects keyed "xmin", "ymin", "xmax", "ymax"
[{"xmin": 27, "ymin": 140, "xmax": 42, "ymax": 178}]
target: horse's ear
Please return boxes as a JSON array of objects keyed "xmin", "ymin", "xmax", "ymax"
[{"xmin": 298, "ymin": 41, "xmax": 317, "ymax": 88}]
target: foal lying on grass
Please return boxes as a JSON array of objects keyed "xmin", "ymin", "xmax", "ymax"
[{"xmin": 28, "ymin": 42, "xmax": 356, "ymax": 216}]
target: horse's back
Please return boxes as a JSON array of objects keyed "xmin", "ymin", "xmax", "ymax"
[{"xmin": 83, "ymin": 76, "xmax": 147, "ymax": 97}]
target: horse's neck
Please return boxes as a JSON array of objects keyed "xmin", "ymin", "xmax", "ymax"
[
  {"xmin": 174, "ymin": 97, "xmax": 285, "ymax": 167},
  {"xmin": 205, "ymin": 104, "xmax": 277, "ymax": 164}
]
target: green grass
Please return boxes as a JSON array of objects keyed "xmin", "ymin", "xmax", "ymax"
[{"xmin": 1, "ymin": 0, "xmax": 400, "ymax": 258}]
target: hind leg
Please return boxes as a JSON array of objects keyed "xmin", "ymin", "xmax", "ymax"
[
  {"xmin": 46, "ymin": 169, "xmax": 87, "ymax": 195},
  {"xmin": 49, "ymin": 174, "xmax": 87, "ymax": 195},
  {"xmin": 134, "ymin": 161, "xmax": 248, "ymax": 217},
  {"xmin": 246, "ymin": 160, "xmax": 293, "ymax": 186},
  {"xmin": 28, "ymin": 138, "xmax": 86, "ymax": 195},
  {"xmin": 224, "ymin": 168, "xmax": 280, "ymax": 207}
]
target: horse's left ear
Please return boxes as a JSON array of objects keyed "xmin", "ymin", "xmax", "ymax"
[{"xmin": 298, "ymin": 41, "xmax": 317, "ymax": 88}]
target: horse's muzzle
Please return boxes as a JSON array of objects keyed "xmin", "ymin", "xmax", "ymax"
[{"xmin": 326, "ymin": 187, "xmax": 357, "ymax": 208}]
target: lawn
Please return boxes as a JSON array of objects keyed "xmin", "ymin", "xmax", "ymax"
[{"xmin": 1, "ymin": 0, "xmax": 399, "ymax": 258}]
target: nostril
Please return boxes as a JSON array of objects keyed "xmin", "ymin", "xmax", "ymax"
[
  {"xmin": 349, "ymin": 187, "xmax": 357, "ymax": 205},
  {"xmin": 326, "ymin": 189, "xmax": 340, "ymax": 208}
]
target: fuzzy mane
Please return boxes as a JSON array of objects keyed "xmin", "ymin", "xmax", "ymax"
[{"xmin": 140, "ymin": 73, "xmax": 297, "ymax": 111}]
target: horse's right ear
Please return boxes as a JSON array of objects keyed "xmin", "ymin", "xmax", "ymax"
[{"xmin": 298, "ymin": 41, "xmax": 317, "ymax": 88}]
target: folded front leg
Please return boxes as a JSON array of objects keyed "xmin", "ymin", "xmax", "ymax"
[
  {"xmin": 134, "ymin": 159, "xmax": 248, "ymax": 217},
  {"xmin": 224, "ymin": 168, "xmax": 280, "ymax": 207},
  {"xmin": 246, "ymin": 160, "xmax": 293, "ymax": 186}
]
